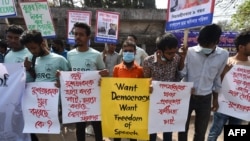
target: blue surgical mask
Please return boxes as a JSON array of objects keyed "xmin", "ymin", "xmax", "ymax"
[
  {"xmin": 199, "ymin": 46, "xmax": 213, "ymax": 54},
  {"xmin": 123, "ymin": 52, "xmax": 135, "ymax": 63}
]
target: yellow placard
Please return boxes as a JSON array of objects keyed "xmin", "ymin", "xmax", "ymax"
[{"xmin": 101, "ymin": 78, "xmax": 150, "ymax": 140}]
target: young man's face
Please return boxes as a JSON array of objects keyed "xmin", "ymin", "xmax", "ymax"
[
  {"xmin": 25, "ymin": 42, "xmax": 44, "ymax": 57},
  {"xmin": 162, "ymin": 48, "xmax": 177, "ymax": 61},
  {"xmin": 74, "ymin": 27, "xmax": 90, "ymax": 47},
  {"xmin": 107, "ymin": 44, "xmax": 116, "ymax": 52},
  {"xmin": 6, "ymin": 32, "xmax": 22, "ymax": 50}
]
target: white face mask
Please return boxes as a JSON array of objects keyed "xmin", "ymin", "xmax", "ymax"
[{"xmin": 198, "ymin": 46, "xmax": 213, "ymax": 54}]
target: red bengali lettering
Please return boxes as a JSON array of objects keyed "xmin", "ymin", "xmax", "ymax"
[
  {"xmin": 163, "ymin": 92, "xmax": 176, "ymax": 97},
  {"xmin": 66, "ymin": 96, "xmax": 79, "ymax": 103},
  {"xmin": 68, "ymin": 110, "xmax": 87, "ymax": 117},
  {"xmin": 81, "ymin": 115, "xmax": 99, "ymax": 121},
  {"xmin": 163, "ymin": 116, "xmax": 175, "ymax": 125},
  {"xmin": 82, "ymin": 97, "xmax": 96, "ymax": 104},
  {"xmin": 37, "ymin": 98, "xmax": 48, "ymax": 108},
  {"xmin": 69, "ymin": 103, "xmax": 88, "ymax": 110},
  {"xmin": 70, "ymin": 72, "xmax": 82, "ymax": 80},
  {"xmin": 159, "ymin": 84, "xmax": 186, "ymax": 91},
  {"xmin": 29, "ymin": 108, "xmax": 50, "ymax": 118},
  {"xmin": 31, "ymin": 87, "xmax": 58, "ymax": 97},
  {"xmin": 158, "ymin": 105, "xmax": 178, "ymax": 115},
  {"xmin": 157, "ymin": 99, "xmax": 181, "ymax": 105},
  {"xmin": 79, "ymin": 88, "xmax": 92, "ymax": 95}
]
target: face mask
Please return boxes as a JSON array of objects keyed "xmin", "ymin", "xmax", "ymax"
[
  {"xmin": 123, "ymin": 52, "xmax": 135, "ymax": 63},
  {"xmin": 161, "ymin": 56, "xmax": 166, "ymax": 61},
  {"xmin": 199, "ymin": 46, "xmax": 213, "ymax": 54}
]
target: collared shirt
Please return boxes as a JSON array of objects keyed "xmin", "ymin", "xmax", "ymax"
[
  {"xmin": 113, "ymin": 61, "xmax": 143, "ymax": 78},
  {"xmin": 135, "ymin": 46, "xmax": 148, "ymax": 66},
  {"xmin": 102, "ymin": 51, "xmax": 120, "ymax": 76},
  {"xmin": 181, "ymin": 45, "xmax": 229, "ymax": 95},
  {"xmin": 143, "ymin": 52, "xmax": 181, "ymax": 81}
]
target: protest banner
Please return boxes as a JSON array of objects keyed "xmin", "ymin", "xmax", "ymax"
[
  {"xmin": 217, "ymin": 65, "xmax": 250, "ymax": 121},
  {"xmin": 67, "ymin": 10, "xmax": 92, "ymax": 44},
  {"xmin": 166, "ymin": 0, "xmax": 215, "ymax": 31},
  {"xmin": 148, "ymin": 81, "xmax": 193, "ymax": 133},
  {"xmin": 19, "ymin": 0, "xmax": 56, "ymax": 37},
  {"xmin": 22, "ymin": 82, "xmax": 60, "ymax": 134},
  {"xmin": 0, "ymin": 63, "xmax": 31, "ymax": 141},
  {"xmin": 101, "ymin": 78, "xmax": 150, "ymax": 140},
  {"xmin": 60, "ymin": 71, "xmax": 101, "ymax": 123},
  {"xmin": 0, "ymin": 0, "xmax": 17, "ymax": 18},
  {"xmin": 95, "ymin": 10, "xmax": 120, "ymax": 44}
]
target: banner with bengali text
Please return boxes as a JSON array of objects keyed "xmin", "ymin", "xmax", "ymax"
[
  {"xmin": 101, "ymin": 78, "xmax": 150, "ymax": 140},
  {"xmin": 22, "ymin": 82, "xmax": 60, "ymax": 134},
  {"xmin": 95, "ymin": 10, "xmax": 120, "ymax": 44},
  {"xmin": 166, "ymin": 0, "xmax": 215, "ymax": 31},
  {"xmin": 148, "ymin": 81, "xmax": 193, "ymax": 133},
  {"xmin": 60, "ymin": 71, "xmax": 101, "ymax": 123},
  {"xmin": 67, "ymin": 10, "xmax": 92, "ymax": 44},
  {"xmin": 0, "ymin": 63, "xmax": 31, "ymax": 141},
  {"xmin": 0, "ymin": 0, "xmax": 17, "ymax": 17},
  {"xmin": 20, "ymin": 1, "xmax": 56, "ymax": 37},
  {"xmin": 217, "ymin": 65, "xmax": 250, "ymax": 121}
]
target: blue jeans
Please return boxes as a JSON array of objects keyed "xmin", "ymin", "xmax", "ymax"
[
  {"xmin": 207, "ymin": 112, "xmax": 242, "ymax": 141},
  {"xmin": 150, "ymin": 132, "xmax": 172, "ymax": 141},
  {"xmin": 178, "ymin": 94, "xmax": 212, "ymax": 141}
]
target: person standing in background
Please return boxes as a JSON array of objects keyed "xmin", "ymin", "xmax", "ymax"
[
  {"xmin": 207, "ymin": 29, "xmax": 250, "ymax": 141},
  {"xmin": 178, "ymin": 24, "xmax": 229, "ymax": 141},
  {"xmin": 0, "ymin": 40, "xmax": 8, "ymax": 63},
  {"xmin": 119, "ymin": 34, "xmax": 148, "ymax": 66},
  {"xmin": 51, "ymin": 38, "xmax": 68, "ymax": 59},
  {"xmin": 143, "ymin": 32, "xmax": 186, "ymax": 141},
  {"xmin": 102, "ymin": 43, "xmax": 120, "ymax": 76}
]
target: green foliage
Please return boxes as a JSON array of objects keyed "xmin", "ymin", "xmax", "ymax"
[{"xmin": 231, "ymin": 0, "xmax": 250, "ymax": 29}]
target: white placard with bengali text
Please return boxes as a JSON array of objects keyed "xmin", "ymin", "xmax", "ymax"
[
  {"xmin": 22, "ymin": 82, "xmax": 60, "ymax": 134},
  {"xmin": 60, "ymin": 71, "xmax": 101, "ymax": 123},
  {"xmin": 217, "ymin": 65, "xmax": 250, "ymax": 121},
  {"xmin": 148, "ymin": 81, "xmax": 193, "ymax": 133}
]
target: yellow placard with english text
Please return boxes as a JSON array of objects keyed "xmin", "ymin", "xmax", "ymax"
[{"xmin": 101, "ymin": 78, "xmax": 150, "ymax": 140}]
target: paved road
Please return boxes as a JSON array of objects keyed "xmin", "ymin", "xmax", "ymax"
[{"xmin": 37, "ymin": 116, "xmax": 224, "ymax": 141}]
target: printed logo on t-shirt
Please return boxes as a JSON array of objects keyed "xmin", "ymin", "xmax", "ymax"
[
  {"xmin": 36, "ymin": 64, "xmax": 53, "ymax": 79},
  {"xmin": 15, "ymin": 57, "xmax": 24, "ymax": 63}
]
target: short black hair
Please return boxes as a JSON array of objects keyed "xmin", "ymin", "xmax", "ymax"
[
  {"xmin": 20, "ymin": 30, "xmax": 43, "ymax": 45},
  {"xmin": 122, "ymin": 40, "xmax": 136, "ymax": 50},
  {"xmin": 73, "ymin": 22, "xmax": 91, "ymax": 36},
  {"xmin": 128, "ymin": 34, "xmax": 137, "ymax": 41},
  {"xmin": 234, "ymin": 30, "xmax": 250, "ymax": 51},
  {"xmin": 156, "ymin": 32, "xmax": 178, "ymax": 52},
  {"xmin": 5, "ymin": 24, "xmax": 24, "ymax": 35},
  {"xmin": 0, "ymin": 40, "xmax": 8, "ymax": 49},
  {"xmin": 197, "ymin": 24, "xmax": 222, "ymax": 47},
  {"xmin": 52, "ymin": 38, "xmax": 63, "ymax": 47}
]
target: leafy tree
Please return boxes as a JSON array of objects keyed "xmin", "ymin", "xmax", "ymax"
[{"xmin": 231, "ymin": 0, "xmax": 250, "ymax": 29}]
